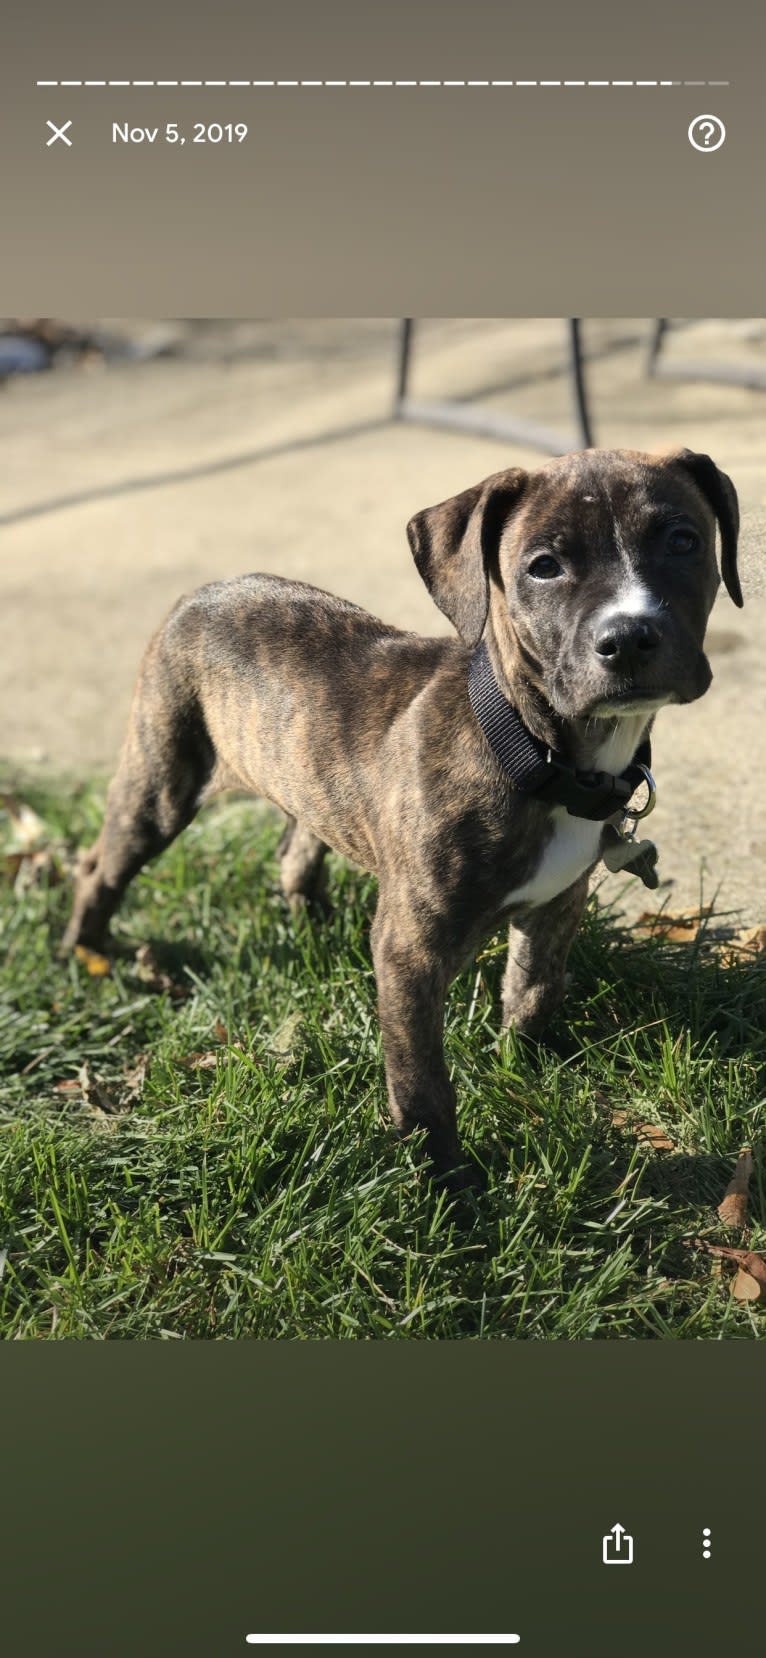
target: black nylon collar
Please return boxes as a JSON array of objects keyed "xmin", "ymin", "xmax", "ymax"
[{"xmin": 467, "ymin": 640, "xmax": 652, "ymax": 822}]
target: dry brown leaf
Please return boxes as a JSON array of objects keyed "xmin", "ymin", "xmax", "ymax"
[
  {"xmin": 717, "ymin": 1147, "xmax": 754, "ymax": 1230},
  {"xmin": 214, "ymin": 1020, "xmax": 229, "ymax": 1043},
  {"xmin": 74, "ymin": 944, "xmax": 111, "ymax": 977},
  {"xmin": 611, "ymin": 1109, "xmax": 675, "ymax": 1151},
  {"xmin": 732, "ymin": 1268, "xmax": 762, "ymax": 1303},
  {"xmin": 636, "ymin": 1123, "xmax": 676, "ymax": 1152},
  {"xmin": 54, "ymin": 1064, "xmax": 124, "ymax": 1119},
  {"xmin": 731, "ymin": 1251, "xmax": 766, "ymax": 1290},
  {"xmin": 178, "ymin": 1050, "xmax": 220, "ymax": 1071},
  {"xmin": 717, "ymin": 925, "xmax": 766, "ymax": 967},
  {"xmin": 123, "ymin": 1056, "xmax": 148, "ymax": 1102},
  {"xmin": 0, "ymin": 793, "xmax": 46, "ymax": 849},
  {"xmin": 634, "ymin": 906, "xmax": 713, "ymax": 944},
  {"xmin": 77, "ymin": 1063, "xmax": 121, "ymax": 1114},
  {"xmin": 695, "ymin": 1239, "xmax": 766, "ymax": 1300}
]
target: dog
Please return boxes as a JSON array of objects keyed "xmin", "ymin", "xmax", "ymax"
[{"xmin": 64, "ymin": 447, "xmax": 741, "ymax": 1180}]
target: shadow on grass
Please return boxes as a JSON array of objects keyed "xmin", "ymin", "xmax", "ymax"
[
  {"xmin": 135, "ymin": 935, "xmax": 212, "ymax": 983},
  {"xmin": 146, "ymin": 878, "xmax": 764, "ymax": 1232}
]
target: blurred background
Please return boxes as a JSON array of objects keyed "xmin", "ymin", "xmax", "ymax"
[{"xmin": 1, "ymin": 317, "xmax": 764, "ymax": 919}]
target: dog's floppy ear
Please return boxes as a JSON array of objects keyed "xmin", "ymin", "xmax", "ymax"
[
  {"xmin": 672, "ymin": 449, "xmax": 742, "ymax": 608},
  {"xmin": 406, "ymin": 467, "xmax": 528, "ymax": 646}
]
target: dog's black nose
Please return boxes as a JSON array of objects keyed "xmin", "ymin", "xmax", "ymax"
[{"xmin": 594, "ymin": 614, "xmax": 661, "ymax": 667}]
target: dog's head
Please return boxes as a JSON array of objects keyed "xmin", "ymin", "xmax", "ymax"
[{"xmin": 407, "ymin": 448, "xmax": 741, "ymax": 722}]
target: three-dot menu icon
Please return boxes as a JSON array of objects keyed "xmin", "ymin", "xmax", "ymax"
[{"xmin": 702, "ymin": 1528, "xmax": 712, "ymax": 1560}]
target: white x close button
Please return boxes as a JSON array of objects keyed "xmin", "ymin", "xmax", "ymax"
[{"xmin": 46, "ymin": 120, "xmax": 73, "ymax": 146}]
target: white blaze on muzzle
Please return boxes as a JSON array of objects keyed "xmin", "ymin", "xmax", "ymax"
[{"xmin": 595, "ymin": 579, "xmax": 664, "ymax": 626}]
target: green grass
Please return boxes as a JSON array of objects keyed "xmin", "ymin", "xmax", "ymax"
[{"xmin": 1, "ymin": 779, "xmax": 764, "ymax": 1339}]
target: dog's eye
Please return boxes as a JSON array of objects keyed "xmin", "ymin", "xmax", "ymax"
[
  {"xmin": 666, "ymin": 526, "xmax": 700, "ymax": 554},
  {"xmin": 527, "ymin": 554, "xmax": 563, "ymax": 579}
]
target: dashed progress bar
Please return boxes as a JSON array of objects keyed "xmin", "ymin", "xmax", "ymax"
[{"xmin": 36, "ymin": 78, "xmax": 730, "ymax": 89}]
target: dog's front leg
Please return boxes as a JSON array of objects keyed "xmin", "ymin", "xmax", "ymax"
[
  {"xmin": 370, "ymin": 899, "xmax": 462, "ymax": 1177},
  {"xmin": 501, "ymin": 874, "xmax": 590, "ymax": 1038}
]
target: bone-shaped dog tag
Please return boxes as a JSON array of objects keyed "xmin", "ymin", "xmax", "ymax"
[
  {"xmin": 603, "ymin": 829, "xmax": 660, "ymax": 889},
  {"xmin": 628, "ymin": 840, "xmax": 660, "ymax": 889}
]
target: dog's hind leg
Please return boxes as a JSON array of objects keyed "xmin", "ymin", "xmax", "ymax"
[
  {"xmin": 277, "ymin": 817, "xmax": 328, "ymax": 913},
  {"xmin": 63, "ymin": 652, "xmax": 214, "ymax": 954}
]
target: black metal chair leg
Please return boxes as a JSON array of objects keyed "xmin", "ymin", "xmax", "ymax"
[
  {"xmin": 395, "ymin": 318, "xmax": 413, "ymax": 411},
  {"xmin": 393, "ymin": 319, "xmax": 596, "ymax": 454},
  {"xmin": 647, "ymin": 319, "xmax": 669, "ymax": 377},
  {"xmin": 568, "ymin": 319, "xmax": 594, "ymax": 448}
]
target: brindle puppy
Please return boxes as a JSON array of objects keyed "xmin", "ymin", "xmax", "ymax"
[{"xmin": 64, "ymin": 448, "xmax": 741, "ymax": 1178}]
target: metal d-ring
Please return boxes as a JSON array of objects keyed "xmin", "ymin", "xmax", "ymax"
[{"xmin": 625, "ymin": 762, "xmax": 657, "ymax": 824}]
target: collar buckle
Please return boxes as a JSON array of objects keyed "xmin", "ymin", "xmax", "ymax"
[{"xmin": 537, "ymin": 757, "xmax": 636, "ymax": 821}]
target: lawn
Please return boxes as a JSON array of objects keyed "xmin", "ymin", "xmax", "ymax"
[{"xmin": 1, "ymin": 780, "xmax": 764, "ymax": 1339}]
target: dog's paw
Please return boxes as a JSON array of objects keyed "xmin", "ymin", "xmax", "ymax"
[
  {"xmin": 501, "ymin": 1003, "xmax": 579, "ymax": 1062},
  {"xmin": 59, "ymin": 923, "xmax": 109, "ymax": 960},
  {"xmin": 59, "ymin": 924, "xmax": 133, "ymax": 965},
  {"xmin": 430, "ymin": 1152, "xmax": 487, "ymax": 1200},
  {"xmin": 286, "ymin": 891, "xmax": 334, "ymax": 928}
]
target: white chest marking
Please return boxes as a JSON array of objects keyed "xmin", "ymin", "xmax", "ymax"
[
  {"xmin": 504, "ymin": 809, "xmax": 602, "ymax": 909},
  {"xmin": 502, "ymin": 715, "xmax": 648, "ymax": 911}
]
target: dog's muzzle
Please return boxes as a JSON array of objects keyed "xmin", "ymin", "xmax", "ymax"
[{"xmin": 592, "ymin": 612, "xmax": 662, "ymax": 671}]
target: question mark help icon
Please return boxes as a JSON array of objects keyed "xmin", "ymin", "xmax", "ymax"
[{"xmin": 688, "ymin": 114, "xmax": 726, "ymax": 151}]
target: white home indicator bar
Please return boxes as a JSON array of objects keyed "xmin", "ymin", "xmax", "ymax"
[{"xmin": 245, "ymin": 1639, "xmax": 520, "ymax": 1647}]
